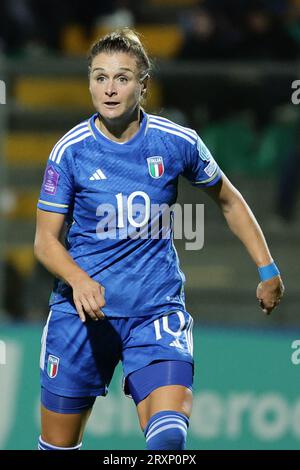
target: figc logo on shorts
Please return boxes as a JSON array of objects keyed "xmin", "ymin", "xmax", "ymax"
[
  {"xmin": 47, "ymin": 355, "xmax": 59, "ymax": 378},
  {"xmin": 147, "ymin": 156, "xmax": 164, "ymax": 179}
]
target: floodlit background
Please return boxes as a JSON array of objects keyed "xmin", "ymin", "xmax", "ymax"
[{"xmin": 0, "ymin": 0, "xmax": 299, "ymax": 450}]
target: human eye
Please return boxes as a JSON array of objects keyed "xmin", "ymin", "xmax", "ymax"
[
  {"xmin": 96, "ymin": 75, "xmax": 106, "ymax": 83},
  {"xmin": 118, "ymin": 76, "xmax": 128, "ymax": 83}
]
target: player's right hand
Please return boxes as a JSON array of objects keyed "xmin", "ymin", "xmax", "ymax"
[{"xmin": 69, "ymin": 272, "xmax": 106, "ymax": 322}]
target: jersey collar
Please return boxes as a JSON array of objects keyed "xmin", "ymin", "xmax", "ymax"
[{"xmin": 88, "ymin": 110, "xmax": 148, "ymax": 151}]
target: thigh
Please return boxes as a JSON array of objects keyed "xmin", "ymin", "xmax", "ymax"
[
  {"xmin": 41, "ymin": 404, "xmax": 92, "ymax": 447},
  {"xmin": 136, "ymin": 385, "xmax": 193, "ymax": 431}
]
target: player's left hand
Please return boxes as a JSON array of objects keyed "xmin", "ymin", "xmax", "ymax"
[{"xmin": 256, "ymin": 275, "xmax": 285, "ymax": 315}]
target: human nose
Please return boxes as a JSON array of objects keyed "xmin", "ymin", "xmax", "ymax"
[{"xmin": 105, "ymin": 79, "xmax": 117, "ymax": 97}]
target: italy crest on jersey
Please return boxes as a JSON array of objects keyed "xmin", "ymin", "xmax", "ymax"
[
  {"xmin": 147, "ymin": 156, "xmax": 164, "ymax": 179},
  {"xmin": 47, "ymin": 354, "xmax": 59, "ymax": 378}
]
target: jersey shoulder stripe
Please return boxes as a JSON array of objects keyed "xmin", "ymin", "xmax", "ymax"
[
  {"xmin": 148, "ymin": 123, "xmax": 196, "ymax": 145},
  {"xmin": 49, "ymin": 122, "xmax": 89, "ymax": 162},
  {"xmin": 54, "ymin": 131, "xmax": 93, "ymax": 164},
  {"xmin": 148, "ymin": 115, "xmax": 197, "ymax": 140},
  {"xmin": 50, "ymin": 127, "xmax": 92, "ymax": 164}
]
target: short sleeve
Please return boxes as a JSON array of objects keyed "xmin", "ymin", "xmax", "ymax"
[
  {"xmin": 37, "ymin": 148, "xmax": 74, "ymax": 214},
  {"xmin": 183, "ymin": 135, "xmax": 222, "ymax": 187}
]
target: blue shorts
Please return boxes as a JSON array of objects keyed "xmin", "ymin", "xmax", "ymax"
[{"xmin": 40, "ymin": 309, "xmax": 194, "ymax": 397}]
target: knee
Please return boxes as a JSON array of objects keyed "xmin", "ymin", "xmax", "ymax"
[{"xmin": 144, "ymin": 411, "xmax": 189, "ymax": 450}]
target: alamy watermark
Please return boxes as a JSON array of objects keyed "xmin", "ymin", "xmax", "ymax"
[
  {"xmin": 0, "ymin": 340, "xmax": 6, "ymax": 365},
  {"xmin": 291, "ymin": 339, "xmax": 300, "ymax": 365},
  {"xmin": 291, "ymin": 80, "xmax": 300, "ymax": 105},
  {"xmin": 95, "ymin": 193, "xmax": 205, "ymax": 250},
  {"xmin": 0, "ymin": 80, "xmax": 6, "ymax": 104}
]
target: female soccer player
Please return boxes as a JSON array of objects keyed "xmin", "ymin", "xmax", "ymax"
[{"xmin": 34, "ymin": 28, "xmax": 284, "ymax": 450}]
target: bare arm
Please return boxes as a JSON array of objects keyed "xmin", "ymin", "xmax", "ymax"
[
  {"xmin": 34, "ymin": 208, "xmax": 105, "ymax": 322},
  {"xmin": 204, "ymin": 173, "xmax": 285, "ymax": 314}
]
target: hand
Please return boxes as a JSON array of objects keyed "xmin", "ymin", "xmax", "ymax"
[
  {"xmin": 256, "ymin": 275, "xmax": 285, "ymax": 315},
  {"xmin": 69, "ymin": 272, "xmax": 106, "ymax": 322}
]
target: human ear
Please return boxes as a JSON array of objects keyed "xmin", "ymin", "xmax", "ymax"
[{"xmin": 141, "ymin": 74, "xmax": 149, "ymax": 96}]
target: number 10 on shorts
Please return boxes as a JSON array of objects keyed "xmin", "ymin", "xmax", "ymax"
[{"xmin": 153, "ymin": 311, "xmax": 193, "ymax": 354}]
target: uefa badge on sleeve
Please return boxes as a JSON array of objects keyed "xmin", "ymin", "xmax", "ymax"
[
  {"xmin": 47, "ymin": 355, "xmax": 59, "ymax": 378},
  {"xmin": 147, "ymin": 156, "xmax": 164, "ymax": 179}
]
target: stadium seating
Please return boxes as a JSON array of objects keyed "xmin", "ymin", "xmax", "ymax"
[
  {"xmin": 6, "ymin": 245, "xmax": 36, "ymax": 277},
  {"xmin": 62, "ymin": 24, "xmax": 183, "ymax": 59},
  {"xmin": 5, "ymin": 132, "xmax": 61, "ymax": 165},
  {"xmin": 200, "ymin": 118, "xmax": 257, "ymax": 174},
  {"xmin": 15, "ymin": 78, "xmax": 92, "ymax": 109},
  {"xmin": 61, "ymin": 24, "xmax": 89, "ymax": 56}
]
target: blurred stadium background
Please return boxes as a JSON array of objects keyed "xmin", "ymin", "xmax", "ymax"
[{"xmin": 0, "ymin": 0, "xmax": 300, "ymax": 450}]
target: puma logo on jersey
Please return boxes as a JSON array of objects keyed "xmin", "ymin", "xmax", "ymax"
[{"xmin": 90, "ymin": 169, "xmax": 107, "ymax": 180}]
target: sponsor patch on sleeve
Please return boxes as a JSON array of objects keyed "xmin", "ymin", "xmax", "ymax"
[
  {"xmin": 204, "ymin": 159, "xmax": 217, "ymax": 177},
  {"xmin": 42, "ymin": 165, "xmax": 59, "ymax": 195}
]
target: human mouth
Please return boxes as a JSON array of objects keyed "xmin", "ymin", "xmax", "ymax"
[{"xmin": 104, "ymin": 102, "xmax": 120, "ymax": 108}]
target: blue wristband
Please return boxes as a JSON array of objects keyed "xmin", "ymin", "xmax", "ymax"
[{"xmin": 258, "ymin": 262, "xmax": 280, "ymax": 282}]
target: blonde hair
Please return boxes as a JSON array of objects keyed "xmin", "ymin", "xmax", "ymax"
[{"xmin": 88, "ymin": 28, "xmax": 151, "ymax": 80}]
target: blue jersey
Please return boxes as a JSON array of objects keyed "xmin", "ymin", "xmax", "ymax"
[{"xmin": 37, "ymin": 111, "xmax": 221, "ymax": 318}]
